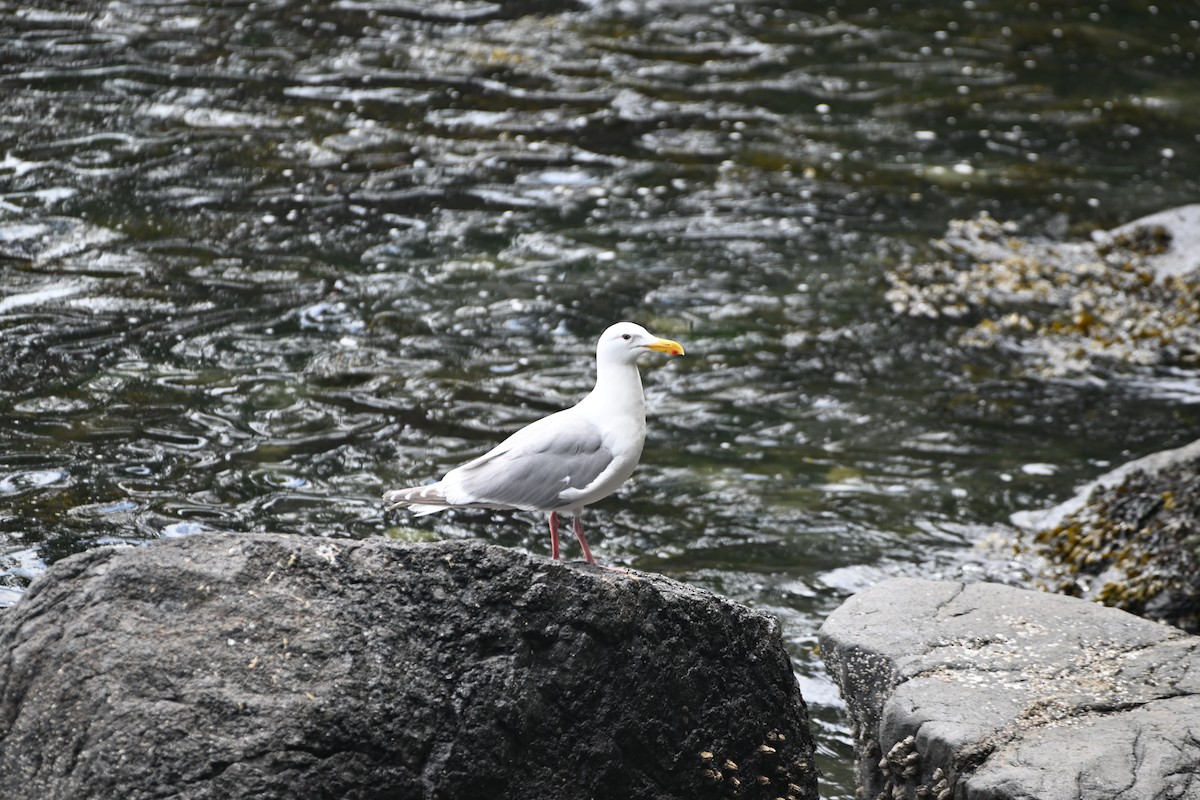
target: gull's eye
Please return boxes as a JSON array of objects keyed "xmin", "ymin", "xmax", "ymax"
[{"xmin": 621, "ymin": 334, "xmax": 632, "ymax": 340}]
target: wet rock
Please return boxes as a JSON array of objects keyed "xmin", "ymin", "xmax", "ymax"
[
  {"xmin": 884, "ymin": 204, "xmax": 1200, "ymax": 377},
  {"xmin": 819, "ymin": 577, "xmax": 1200, "ymax": 800},
  {"xmin": 1012, "ymin": 437, "xmax": 1200, "ymax": 633},
  {"xmin": 0, "ymin": 533, "xmax": 816, "ymax": 800},
  {"xmin": 1098, "ymin": 204, "xmax": 1200, "ymax": 279}
]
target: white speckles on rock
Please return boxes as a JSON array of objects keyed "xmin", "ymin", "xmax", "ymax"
[{"xmin": 315, "ymin": 542, "xmax": 340, "ymax": 565}]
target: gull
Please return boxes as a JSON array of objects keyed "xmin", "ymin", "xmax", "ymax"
[{"xmin": 384, "ymin": 322, "xmax": 685, "ymax": 565}]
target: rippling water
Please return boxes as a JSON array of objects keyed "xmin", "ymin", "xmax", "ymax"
[{"xmin": 3, "ymin": 1, "xmax": 1199, "ymax": 794}]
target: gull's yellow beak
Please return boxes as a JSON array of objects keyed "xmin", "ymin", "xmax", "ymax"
[{"xmin": 645, "ymin": 337, "xmax": 685, "ymax": 356}]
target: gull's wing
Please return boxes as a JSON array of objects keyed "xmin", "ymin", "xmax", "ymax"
[{"xmin": 443, "ymin": 409, "xmax": 616, "ymax": 512}]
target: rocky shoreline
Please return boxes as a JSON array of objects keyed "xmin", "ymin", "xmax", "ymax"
[
  {"xmin": 3, "ymin": 436, "xmax": 1198, "ymax": 800},
  {"xmin": 821, "ymin": 203, "xmax": 1200, "ymax": 799},
  {"xmin": 885, "ymin": 204, "xmax": 1200, "ymax": 379}
]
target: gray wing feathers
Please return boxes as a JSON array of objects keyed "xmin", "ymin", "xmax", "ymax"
[{"xmin": 449, "ymin": 418, "xmax": 614, "ymax": 511}]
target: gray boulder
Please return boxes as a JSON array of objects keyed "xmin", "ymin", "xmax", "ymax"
[
  {"xmin": 0, "ymin": 533, "xmax": 816, "ymax": 800},
  {"xmin": 820, "ymin": 577, "xmax": 1200, "ymax": 800}
]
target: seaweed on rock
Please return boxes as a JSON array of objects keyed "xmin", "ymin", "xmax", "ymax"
[
  {"xmin": 885, "ymin": 212, "xmax": 1200, "ymax": 377},
  {"xmin": 1029, "ymin": 460, "xmax": 1200, "ymax": 633}
]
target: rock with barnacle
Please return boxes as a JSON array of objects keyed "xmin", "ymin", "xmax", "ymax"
[
  {"xmin": 0, "ymin": 533, "xmax": 817, "ymax": 800},
  {"xmin": 820, "ymin": 577, "xmax": 1200, "ymax": 800}
]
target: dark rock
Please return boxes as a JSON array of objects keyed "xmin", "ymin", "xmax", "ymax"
[
  {"xmin": 0, "ymin": 533, "xmax": 816, "ymax": 800},
  {"xmin": 1013, "ymin": 437, "xmax": 1200, "ymax": 632},
  {"xmin": 819, "ymin": 577, "xmax": 1200, "ymax": 800}
]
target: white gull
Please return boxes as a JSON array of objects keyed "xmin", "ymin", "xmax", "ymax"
[{"xmin": 384, "ymin": 321, "xmax": 685, "ymax": 565}]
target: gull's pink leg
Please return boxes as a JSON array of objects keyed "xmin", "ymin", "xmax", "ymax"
[
  {"xmin": 572, "ymin": 515, "xmax": 596, "ymax": 564},
  {"xmin": 548, "ymin": 512, "xmax": 561, "ymax": 560},
  {"xmin": 572, "ymin": 516, "xmax": 627, "ymax": 572}
]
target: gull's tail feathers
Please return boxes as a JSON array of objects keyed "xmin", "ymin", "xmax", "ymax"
[{"xmin": 384, "ymin": 484, "xmax": 452, "ymax": 516}]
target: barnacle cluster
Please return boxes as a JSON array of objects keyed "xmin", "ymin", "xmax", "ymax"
[
  {"xmin": 865, "ymin": 733, "xmax": 952, "ymax": 800},
  {"xmin": 1028, "ymin": 461, "xmax": 1200, "ymax": 632},
  {"xmin": 885, "ymin": 213, "xmax": 1200, "ymax": 377},
  {"xmin": 697, "ymin": 729, "xmax": 814, "ymax": 799}
]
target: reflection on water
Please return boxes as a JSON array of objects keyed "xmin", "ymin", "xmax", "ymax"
[{"xmin": 2, "ymin": 1, "xmax": 1199, "ymax": 795}]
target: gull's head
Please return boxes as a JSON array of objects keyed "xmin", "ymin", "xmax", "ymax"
[{"xmin": 597, "ymin": 321, "xmax": 686, "ymax": 365}]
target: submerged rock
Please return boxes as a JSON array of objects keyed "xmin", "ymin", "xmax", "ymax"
[
  {"xmin": 885, "ymin": 204, "xmax": 1200, "ymax": 377},
  {"xmin": 820, "ymin": 577, "xmax": 1200, "ymax": 800},
  {"xmin": 1013, "ymin": 438, "xmax": 1200, "ymax": 633},
  {"xmin": 0, "ymin": 533, "xmax": 816, "ymax": 800}
]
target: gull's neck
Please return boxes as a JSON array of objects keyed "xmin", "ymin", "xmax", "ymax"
[{"xmin": 581, "ymin": 356, "xmax": 645, "ymax": 419}]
